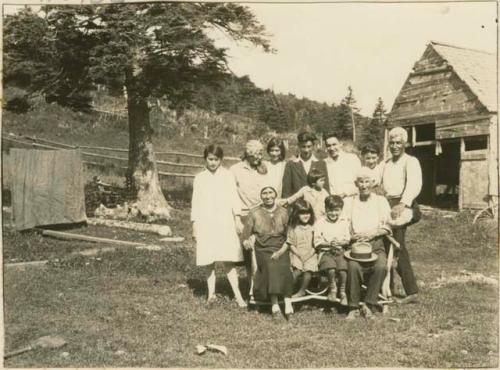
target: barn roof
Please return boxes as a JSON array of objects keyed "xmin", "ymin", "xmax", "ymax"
[{"xmin": 429, "ymin": 41, "xmax": 497, "ymax": 113}]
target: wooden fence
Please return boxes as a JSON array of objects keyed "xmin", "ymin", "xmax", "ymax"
[{"xmin": 2, "ymin": 134, "xmax": 240, "ymax": 182}]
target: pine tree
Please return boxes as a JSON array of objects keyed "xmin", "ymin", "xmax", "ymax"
[
  {"xmin": 4, "ymin": 4, "xmax": 271, "ymax": 220},
  {"xmin": 335, "ymin": 86, "xmax": 359, "ymax": 140},
  {"xmin": 360, "ymin": 97, "xmax": 386, "ymax": 150}
]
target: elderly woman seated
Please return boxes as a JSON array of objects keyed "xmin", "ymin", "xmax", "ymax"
[
  {"xmin": 242, "ymin": 186, "xmax": 294, "ymax": 318},
  {"xmin": 343, "ymin": 167, "xmax": 392, "ymax": 320}
]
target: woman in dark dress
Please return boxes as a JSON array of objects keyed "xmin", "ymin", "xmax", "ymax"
[{"xmin": 242, "ymin": 186, "xmax": 294, "ymax": 317}]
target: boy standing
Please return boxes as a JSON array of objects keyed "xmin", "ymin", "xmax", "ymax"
[
  {"xmin": 313, "ymin": 195, "xmax": 351, "ymax": 305},
  {"xmin": 360, "ymin": 144, "xmax": 384, "ymax": 191}
]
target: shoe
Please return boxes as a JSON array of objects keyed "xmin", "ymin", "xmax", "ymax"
[
  {"xmin": 292, "ymin": 290, "xmax": 306, "ymax": 298},
  {"xmin": 339, "ymin": 292, "xmax": 348, "ymax": 306},
  {"xmin": 396, "ymin": 294, "xmax": 419, "ymax": 305},
  {"xmin": 284, "ymin": 305, "xmax": 294, "ymax": 316},
  {"xmin": 346, "ymin": 309, "xmax": 360, "ymax": 320},
  {"xmin": 206, "ymin": 295, "xmax": 217, "ymax": 306},
  {"xmin": 361, "ymin": 304, "xmax": 375, "ymax": 320},
  {"xmin": 327, "ymin": 290, "xmax": 340, "ymax": 302},
  {"xmin": 236, "ymin": 299, "xmax": 248, "ymax": 308},
  {"xmin": 382, "ymin": 305, "xmax": 389, "ymax": 316},
  {"xmin": 271, "ymin": 310, "xmax": 282, "ymax": 320}
]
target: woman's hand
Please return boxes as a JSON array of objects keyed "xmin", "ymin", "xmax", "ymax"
[
  {"xmin": 277, "ymin": 198, "xmax": 288, "ymax": 207},
  {"xmin": 271, "ymin": 251, "xmax": 281, "ymax": 260},
  {"xmin": 243, "ymin": 239, "xmax": 253, "ymax": 250}
]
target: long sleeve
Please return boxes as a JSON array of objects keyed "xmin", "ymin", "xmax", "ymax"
[
  {"xmin": 281, "ymin": 161, "xmax": 293, "ymax": 198},
  {"xmin": 401, "ymin": 156, "xmax": 423, "ymax": 206},
  {"xmin": 241, "ymin": 210, "xmax": 255, "ymax": 241},
  {"xmin": 190, "ymin": 174, "xmax": 201, "ymax": 222},
  {"xmin": 336, "ymin": 219, "xmax": 351, "ymax": 244},
  {"xmin": 377, "ymin": 196, "xmax": 392, "ymax": 233},
  {"xmin": 348, "ymin": 155, "xmax": 362, "ymax": 196},
  {"xmin": 229, "ymin": 171, "xmax": 242, "ymax": 217},
  {"xmin": 286, "ymin": 186, "xmax": 307, "ymax": 204}
]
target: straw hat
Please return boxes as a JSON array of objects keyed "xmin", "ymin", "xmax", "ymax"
[{"xmin": 344, "ymin": 242, "xmax": 378, "ymax": 263}]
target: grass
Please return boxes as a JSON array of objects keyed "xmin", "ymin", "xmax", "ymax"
[
  {"xmin": 3, "ymin": 208, "xmax": 498, "ymax": 368},
  {"xmin": 2, "ymin": 97, "xmax": 498, "ymax": 367}
]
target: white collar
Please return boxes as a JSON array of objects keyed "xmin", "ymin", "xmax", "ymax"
[
  {"xmin": 292, "ymin": 154, "xmax": 318, "ymax": 163},
  {"xmin": 325, "ymin": 151, "xmax": 344, "ymax": 163}
]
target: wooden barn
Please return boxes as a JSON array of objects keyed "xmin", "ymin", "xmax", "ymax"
[{"xmin": 387, "ymin": 41, "xmax": 498, "ymax": 210}]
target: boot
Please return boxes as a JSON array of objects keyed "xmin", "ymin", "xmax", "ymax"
[{"xmin": 327, "ymin": 270, "xmax": 339, "ymax": 302}]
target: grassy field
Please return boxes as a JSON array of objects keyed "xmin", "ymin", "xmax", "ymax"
[{"xmin": 3, "ymin": 207, "xmax": 498, "ymax": 368}]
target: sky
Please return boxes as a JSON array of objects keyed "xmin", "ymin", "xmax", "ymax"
[
  {"xmin": 212, "ymin": 2, "xmax": 497, "ymax": 115},
  {"xmin": 4, "ymin": 1, "xmax": 498, "ymax": 115}
]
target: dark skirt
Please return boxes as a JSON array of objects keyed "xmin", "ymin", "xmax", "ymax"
[{"xmin": 253, "ymin": 242, "xmax": 294, "ymax": 301}]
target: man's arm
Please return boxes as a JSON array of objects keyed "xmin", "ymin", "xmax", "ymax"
[{"xmin": 401, "ymin": 156, "xmax": 423, "ymax": 206}]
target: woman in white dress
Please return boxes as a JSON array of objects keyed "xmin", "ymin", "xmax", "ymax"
[
  {"xmin": 264, "ymin": 138, "xmax": 287, "ymax": 198},
  {"xmin": 191, "ymin": 144, "xmax": 246, "ymax": 307}
]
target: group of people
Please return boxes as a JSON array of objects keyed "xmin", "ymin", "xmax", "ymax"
[{"xmin": 191, "ymin": 127, "xmax": 422, "ymax": 320}]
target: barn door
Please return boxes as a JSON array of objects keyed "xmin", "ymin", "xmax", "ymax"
[{"xmin": 460, "ymin": 151, "xmax": 488, "ymax": 209}]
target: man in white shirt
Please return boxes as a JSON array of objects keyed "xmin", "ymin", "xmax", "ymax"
[
  {"xmin": 322, "ymin": 133, "xmax": 362, "ymax": 198},
  {"xmin": 381, "ymin": 127, "xmax": 422, "ymax": 304},
  {"xmin": 343, "ymin": 167, "xmax": 392, "ymax": 320}
]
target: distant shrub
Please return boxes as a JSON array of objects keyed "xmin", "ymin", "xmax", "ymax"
[{"xmin": 5, "ymin": 95, "xmax": 31, "ymax": 113}]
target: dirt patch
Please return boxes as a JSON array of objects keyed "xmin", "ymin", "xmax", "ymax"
[{"xmin": 429, "ymin": 270, "xmax": 498, "ymax": 288}]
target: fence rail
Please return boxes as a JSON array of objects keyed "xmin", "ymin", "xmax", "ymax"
[
  {"xmin": 2, "ymin": 134, "xmax": 207, "ymax": 178},
  {"xmin": 14, "ymin": 134, "xmax": 240, "ymax": 161}
]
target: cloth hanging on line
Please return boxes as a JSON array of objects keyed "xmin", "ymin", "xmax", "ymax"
[
  {"xmin": 11, "ymin": 149, "xmax": 87, "ymax": 230},
  {"xmin": 435, "ymin": 140, "xmax": 443, "ymax": 156}
]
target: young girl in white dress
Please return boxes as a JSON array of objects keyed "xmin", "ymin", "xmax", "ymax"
[{"xmin": 191, "ymin": 144, "xmax": 246, "ymax": 307}]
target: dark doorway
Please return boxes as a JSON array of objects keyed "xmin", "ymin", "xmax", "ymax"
[
  {"xmin": 408, "ymin": 140, "xmax": 460, "ymax": 209},
  {"xmin": 408, "ymin": 145, "xmax": 435, "ymax": 206},
  {"xmin": 435, "ymin": 141, "xmax": 460, "ymax": 209}
]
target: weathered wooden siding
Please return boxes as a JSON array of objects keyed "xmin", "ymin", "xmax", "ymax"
[
  {"xmin": 435, "ymin": 114, "xmax": 491, "ymax": 139},
  {"xmin": 387, "ymin": 43, "xmax": 496, "ymax": 209},
  {"xmin": 389, "ymin": 46, "xmax": 488, "ymax": 133},
  {"xmin": 460, "ymin": 150, "xmax": 489, "ymax": 209}
]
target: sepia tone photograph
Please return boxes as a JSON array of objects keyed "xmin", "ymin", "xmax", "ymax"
[{"xmin": 1, "ymin": 0, "xmax": 498, "ymax": 368}]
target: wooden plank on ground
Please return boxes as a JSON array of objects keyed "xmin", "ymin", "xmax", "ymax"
[
  {"xmin": 41, "ymin": 229, "xmax": 159, "ymax": 248},
  {"xmin": 5, "ymin": 260, "xmax": 49, "ymax": 268},
  {"xmin": 88, "ymin": 217, "xmax": 172, "ymax": 236}
]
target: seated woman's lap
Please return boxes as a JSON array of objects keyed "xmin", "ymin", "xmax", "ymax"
[{"xmin": 254, "ymin": 247, "xmax": 293, "ymax": 299}]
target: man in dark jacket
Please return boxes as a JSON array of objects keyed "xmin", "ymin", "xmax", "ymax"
[{"xmin": 282, "ymin": 131, "xmax": 328, "ymax": 199}]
